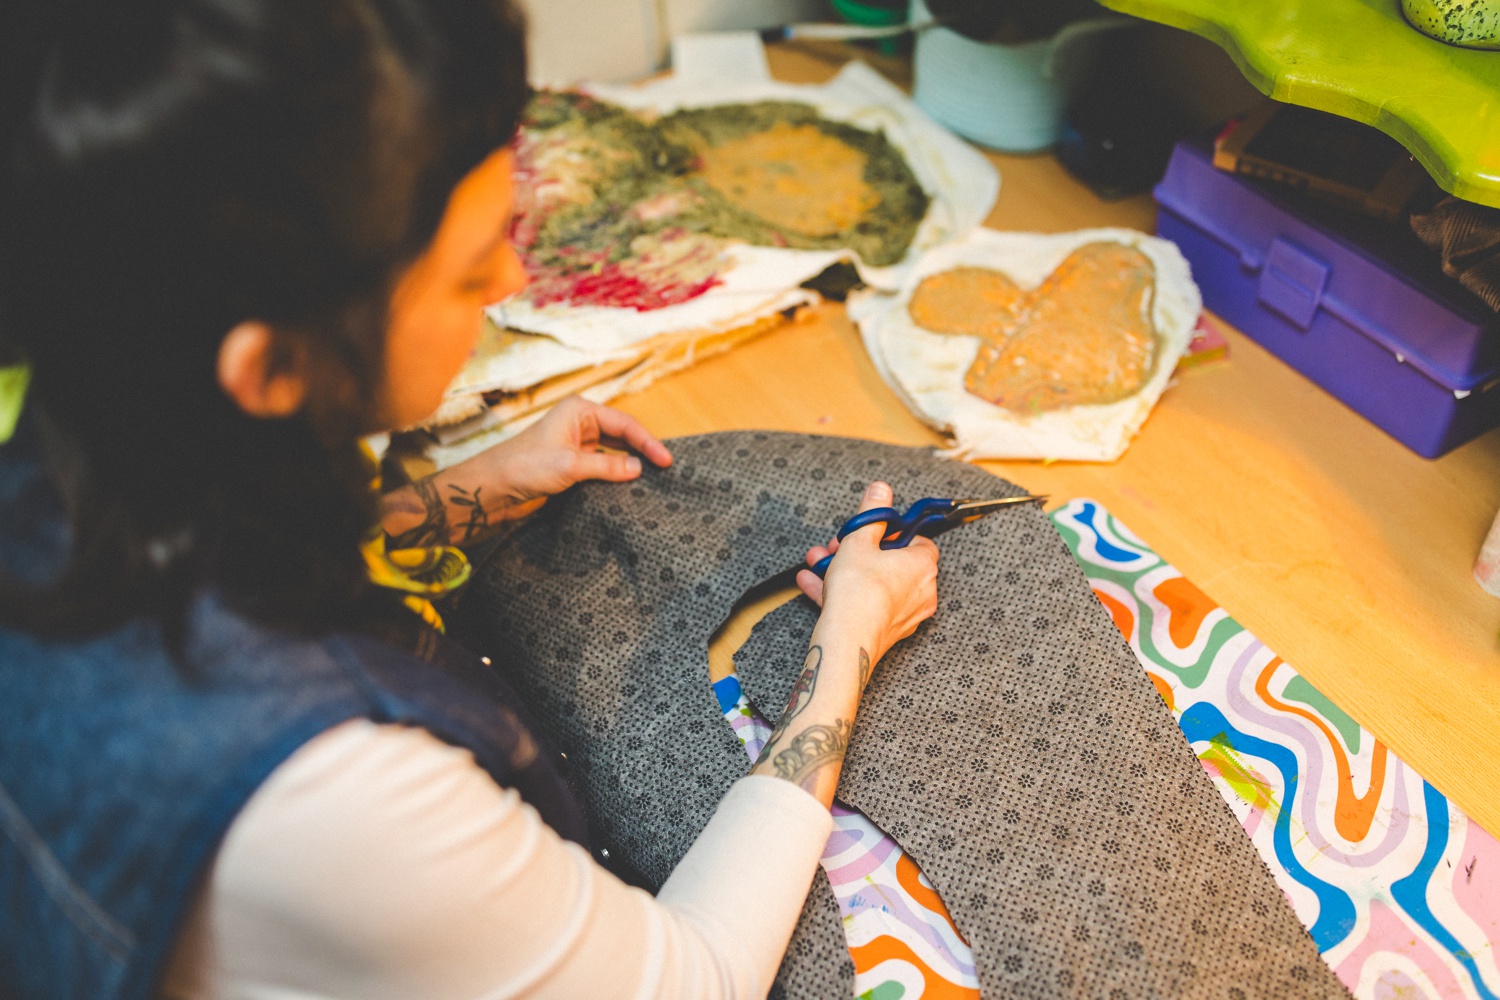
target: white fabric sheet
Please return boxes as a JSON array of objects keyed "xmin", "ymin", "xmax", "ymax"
[{"xmin": 851, "ymin": 227, "xmax": 1201, "ymax": 462}]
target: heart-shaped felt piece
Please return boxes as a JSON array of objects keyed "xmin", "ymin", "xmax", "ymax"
[{"xmin": 908, "ymin": 241, "xmax": 1158, "ymax": 412}]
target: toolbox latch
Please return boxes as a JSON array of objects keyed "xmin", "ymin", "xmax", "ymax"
[{"xmin": 1257, "ymin": 237, "xmax": 1329, "ymax": 331}]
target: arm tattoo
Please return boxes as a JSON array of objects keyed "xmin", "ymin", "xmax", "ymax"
[
  {"xmin": 858, "ymin": 647, "xmax": 872, "ymax": 688},
  {"xmin": 446, "ymin": 483, "xmax": 489, "ymax": 543},
  {"xmin": 387, "ymin": 478, "xmax": 448, "ymax": 549},
  {"xmin": 768, "ymin": 719, "xmax": 852, "ymax": 794},
  {"xmin": 760, "ymin": 645, "xmax": 822, "ymax": 748},
  {"xmin": 752, "ymin": 646, "xmax": 857, "ymax": 794},
  {"xmin": 386, "ymin": 480, "xmax": 492, "ymax": 547},
  {"xmin": 784, "ymin": 646, "xmax": 821, "ymax": 723}
]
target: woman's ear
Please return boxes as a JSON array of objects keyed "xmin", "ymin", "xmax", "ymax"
[{"xmin": 217, "ymin": 322, "xmax": 309, "ymax": 418}]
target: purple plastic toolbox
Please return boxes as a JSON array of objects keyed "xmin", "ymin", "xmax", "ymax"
[{"xmin": 1154, "ymin": 139, "xmax": 1500, "ymax": 458}]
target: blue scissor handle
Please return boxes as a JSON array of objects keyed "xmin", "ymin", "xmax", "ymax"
[{"xmin": 809, "ymin": 498, "xmax": 954, "ymax": 578}]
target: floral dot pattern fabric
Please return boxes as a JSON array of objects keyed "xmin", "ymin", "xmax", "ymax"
[
  {"xmin": 768, "ymin": 870, "xmax": 852, "ymax": 1000},
  {"xmin": 463, "ymin": 432, "xmax": 1349, "ymax": 998}
]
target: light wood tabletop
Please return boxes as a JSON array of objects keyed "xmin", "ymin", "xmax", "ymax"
[{"xmin": 612, "ymin": 42, "xmax": 1500, "ymax": 836}]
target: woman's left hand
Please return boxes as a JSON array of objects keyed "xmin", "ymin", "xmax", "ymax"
[
  {"xmin": 486, "ymin": 395, "xmax": 673, "ymax": 505},
  {"xmin": 381, "ymin": 396, "xmax": 672, "ymax": 548}
]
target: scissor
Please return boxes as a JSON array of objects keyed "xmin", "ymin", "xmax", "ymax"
[{"xmin": 809, "ymin": 495, "xmax": 1048, "ymax": 578}]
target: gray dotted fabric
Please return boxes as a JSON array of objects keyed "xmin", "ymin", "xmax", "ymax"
[
  {"xmin": 461, "ymin": 431, "xmax": 867, "ymax": 997},
  {"xmin": 462, "ymin": 431, "xmax": 1349, "ymax": 1000},
  {"xmin": 769, "ymin": 870, "xmax": 853, "ymax": 1000},
  {"xmin": 730, "ymin": 439, "xmax": 1350, "ymax": 1000},
  {"xmin": 459, "ymin": 432, "xmax": 890, "ymax": 869}
]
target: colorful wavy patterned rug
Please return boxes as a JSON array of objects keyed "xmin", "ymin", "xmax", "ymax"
[{"xmin": 714, "ymin": 498, "xmax": 1500, "ymax": 999}]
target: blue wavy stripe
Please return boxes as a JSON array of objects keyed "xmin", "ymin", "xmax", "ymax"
[
  {"xmin": 1179, "ymin": 702, "xmax": 1357, "ymax": 950},
  {"xmin": 1390, "ymin": 782, "xmax": 1500, "ymax": 1000},
  {"xmin": 1075, "ymin": 501, "xmax": 1139, "ymax": 564},
  {"xmin": 713, "ymin": 674, "xmax": 743, "ymax": 715}
]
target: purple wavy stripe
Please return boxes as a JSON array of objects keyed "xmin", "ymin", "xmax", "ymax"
[
  {"xmin": 839, "ymin": 881, "xmax": 978, "ymax": 978},
  {"xmin": 824, "ymin": 825, "xmax": 869, "ymax": 857},
  {"xmin": 1222, "ymin": 639, "xmax": 1412, "ymax": 868},
  {"xmin": 727, "ymin": 712, "xmax": 757, "ymax": 736},
  {"xmin": 727, "ymin": 712, "xmax": 771, "ymax": 761},
  {"xmin": 824, "ymin": 829, "xmax": 900, "ymax": 882}
]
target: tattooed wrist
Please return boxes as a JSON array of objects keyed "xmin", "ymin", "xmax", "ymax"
[
  {"xmin": 384, "ymin": 478, "xmax": 493, "ymax": 548},
  {"xmin": 445, "ymin": 483, "xmax": 489, "ymax": 543},
  {"xmin": 751, "ymin": 644, "xmax": 868, "ymax": 798},
  {"xmin": 386, "ymin": 478, "xmax": 448, "ymax": 549},
  {"xmin": 764, "ymin": 719, "xmax": 852, "ymax": 794}
]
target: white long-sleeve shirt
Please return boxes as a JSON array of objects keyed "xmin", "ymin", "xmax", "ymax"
[{"xmin": 162, "ymin": 719, "xmax": 832, "ymax": 1000}]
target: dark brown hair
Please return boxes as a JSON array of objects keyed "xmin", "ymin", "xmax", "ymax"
[{"xmin": 0, "ymin": 0, "xmax": 528, "ymax": 635}]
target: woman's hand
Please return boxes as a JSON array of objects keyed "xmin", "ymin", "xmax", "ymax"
[
  {"xmin": 381, "ymin": 396, "xmax": 672, "ymax": 548},
  {"xmin": 751, "ymin": 483, "xmax": 938, "ymax": 806},
  {"xmin": 795, "ymin": 481, "xmax": 939, "ymax": 666},
  {"xmin": 478, "ymin": 395, "xmax": 674, "ymax": 506}
]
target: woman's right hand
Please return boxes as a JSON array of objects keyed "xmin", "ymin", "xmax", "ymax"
[
  {"xmin": 795, "ymin": 481, "xmax": 939, "ymax": 667},
  {"xmin": 751, "ymin": 482, "xmax": 936, "ymax": 805}
]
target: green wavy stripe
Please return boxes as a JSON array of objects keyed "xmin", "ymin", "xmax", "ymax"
[{"xmin": 1054, "ymin": 508, "xmax": 1240, "ymax": 691}]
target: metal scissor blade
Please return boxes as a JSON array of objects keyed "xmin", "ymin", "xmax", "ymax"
[{"xmin": 946, "ymin": 495, "xmax": 1049, "ymax": 521}]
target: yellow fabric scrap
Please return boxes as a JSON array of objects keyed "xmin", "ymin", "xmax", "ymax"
[
  {"xmin": 359, "ymin": 443, "xmax": 471, "ymax": 633},
  {"xmin": 0, "ymin": 364, "xmax": 31, "ymax": 445}
]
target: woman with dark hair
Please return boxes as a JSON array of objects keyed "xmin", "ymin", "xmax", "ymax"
[{"xmin": 0, "ymin": 2, "xmax": 939, "ymax": 997}]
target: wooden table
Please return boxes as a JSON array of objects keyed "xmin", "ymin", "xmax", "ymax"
[{"xmin": 613, "ymin": 42, "xmax": 1500, "ymax": 836}]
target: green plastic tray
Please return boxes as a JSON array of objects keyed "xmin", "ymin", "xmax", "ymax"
[{"xmin": 1097, "ymin": 0, "xmax": 1500, "ymax": 207}]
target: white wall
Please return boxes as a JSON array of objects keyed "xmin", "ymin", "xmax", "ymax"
[
  {"xmin": 518, "ymin": 0, "xmax": 827, "ymax": 85},
  {"xmin": 517, "ymin": 0, "xmax": 663, "ymax": 85}
]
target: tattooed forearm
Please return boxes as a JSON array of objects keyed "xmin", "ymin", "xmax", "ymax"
[
  {"xmin": 766, "ymin": 719, "xmax": 852, "ymax": 794},
  {"xmin": 750, "ymin": 644, "xmax": 863, "ymax": 800},
  {"xmin": 384, "ymin": 479, "xmax": 493, "ymax": 548},
  {"xmin": 446, "ymin": 483, "xmax": 489, "ymax": 543},
  {"xmin": 387, "ymin": 478, "xmax": 448, "ymax": 549},
  {"xmin": 764, "ymin": 645, "xmax": 821, "ymax": 743}
]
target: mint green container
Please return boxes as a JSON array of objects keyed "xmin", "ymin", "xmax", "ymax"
[
  {"xmin": 832, "ymin": 0, "xmax": 909, "ymax": 54},
  {"xmin": 910, "ymin": 0, "xmax": 1131, "ymax": 152}
]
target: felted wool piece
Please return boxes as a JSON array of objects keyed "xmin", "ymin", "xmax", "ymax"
[{"xmin": 459, "ymin": 431, "xmax": 1347, "ymax": 999}]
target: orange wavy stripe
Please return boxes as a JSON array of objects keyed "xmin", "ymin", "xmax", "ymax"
[
  {"xmin": 1152, "ymin": 575, "xmax": 1215, "ymax": 650},
  {"xmin": 1092, "ymin": 587, "xmax": 1135, "ymax": 641},
  {"xmin": 1254, "ymin": 656, "xmax": 1388, "ymax": 842},
  {"xmin": 1147, "ymin": 671, "xmax": 1175, "ymax": 712},
  {"xmin": 849, "ymin": 934, "xmax": 981, "ymax": 1000},
  {"xmin": 894, "ymin": 851, "xmax": 967, "ymax": 943}
]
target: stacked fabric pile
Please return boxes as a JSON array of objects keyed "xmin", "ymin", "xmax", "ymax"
[{"xmin": 394, "ymin": 48, "xmax": 998, "ymax": 470}]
